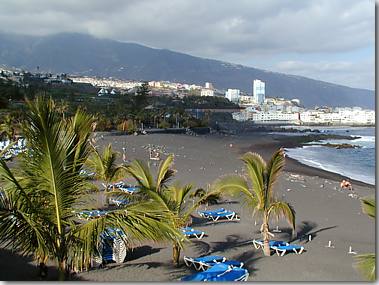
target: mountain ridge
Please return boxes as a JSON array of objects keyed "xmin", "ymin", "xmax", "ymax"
[{"xmin": 0, "ymin": 32, "xmax": 374, "ymax": 109}]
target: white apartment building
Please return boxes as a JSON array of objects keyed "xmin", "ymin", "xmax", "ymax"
[
  {"xmin": 252, "ymin": 79, "xmax": 265, "ymax": 105},
  {"xmin": 251, "ymin": 111, "xmax": 299, "ymax": 123},
  {"xmin": 205, "ymin": 82, "xmax": 214, "ymax": 89},
  {"xmin": 239, "ymin": 95, "xmax": 256, "ymax": 105},
  {"xmin": 72, "ymin": 76, "xmax": 142, "ymax": 89},
  {"xmin": 200, "ymin": 88, "xmax": 215, "ymax": 97},
  {"xmin": 233, "ymin": 109, "xmax": 299, "ymax": 123},
  {"xmin": 225, "ymin": 89, "xmax": 240, "ymax": 103},
  {"xmin": 300, "ymin": 108, "xmax": 375, "ymax": 125},
  {"xmin": 189, "ymin": 84, "xmax": 202, "ymax": 90},
  {"xmin": 232, "ymin": 111, "xmax": 250, "ymax": 121},
  {"xmin": 148, "ymin": 81, "xmax": 162, "ymax": 88}
]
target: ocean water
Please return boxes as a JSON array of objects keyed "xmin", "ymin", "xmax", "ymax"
[{"xmin": 283, "ymin": 127, "xmax": 375, "ymax": 185}]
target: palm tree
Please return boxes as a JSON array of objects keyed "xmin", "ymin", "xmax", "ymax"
[
  {"xmin": 161, "ymin": 183, "xmax": 194, "ymax": 266},
  {"xmin": 190, "ymin": 187, "xmax": 221, "ymax": 206},
  {"xmin": 0, "ymin": 114, "xmax": 18, "ymax": 141},
  {"xmin": 86, "ymin": 143, "xmax": 126, "ymax": 192},
  {"xmin": 213, "ymin": 148, "xmax": 295, "ymax": 256},
  {"xmin": 56, "ymin": 99, "xmax": 69, "ymax": 120},
  {"xmin": 354, "ymin": 196, "xmax": 375, "ymax": 281},
  {"xmin": 0, "ymin": 97, "xmax": 182, "ymax": 280},
  {"xmin": 126, "ymin": 155, "xmax": 215, "ymax": 266}
]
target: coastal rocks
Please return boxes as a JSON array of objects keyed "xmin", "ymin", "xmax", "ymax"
[{"xmin": 320, "ymin": 143, "xmax": 361, "ymax": 149}]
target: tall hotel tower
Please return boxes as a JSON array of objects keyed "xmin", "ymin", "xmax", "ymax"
[{"xmin": 252, "ymin": 79, "xmax": 265, "ymax": 105}]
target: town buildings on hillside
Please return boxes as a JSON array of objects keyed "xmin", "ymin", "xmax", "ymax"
[{"xmin": 1, "ymin": 68, "xmax": 374, "ymax": 126}]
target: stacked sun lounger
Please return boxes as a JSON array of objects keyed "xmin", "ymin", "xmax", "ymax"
[
  {"xmin": 99, "ymin": 228, "xmax": 127, "ymax": 264},
  {"xmin": 252, "ymin": 239, "xmax": 305, "ymax": 256},
  {"xmin": 198, "ymin": 208, "xmax": 240, "ymax": 221},
  {"xmin": 182, "ymin": 255, "xmax": 248, "ymax": 281},
  {"xmin": 181, "ymin": 227, "xmax": 205, "ymax": 239},
  {"xmin": 77, "ymin": 210, "xmax": 108, "ymax": 220}
]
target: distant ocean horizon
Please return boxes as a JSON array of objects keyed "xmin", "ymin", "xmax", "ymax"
[{"xmin": 279, "ymin": 126, "xmax": 375, "ymax": 185}]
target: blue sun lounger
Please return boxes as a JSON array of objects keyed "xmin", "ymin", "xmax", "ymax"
[
  {"xmin": 184, "ymin": 255, "xmax": 226, "ymax": 271},
  {"xmin": 181, "ymin": 263, "xmax": 249, "ymax": 281},
  {"xmin": 118, "ymin": 186, "xmax": 139, "ymax": 194},
  {"xmin": 271, "ymin": 244, "xmax": 305, "ymax": 256},
  {"xmin": 210, "ymin": 266, "xmax": 249, "ymax": 282},
  {"xmin": 183, "ymin": 254, "xmax": 244, "ymax": 271},
  {"xmin": 181, "ymin": 227, "xmax": 205, "ymax": 239},
  {"xmin": 201, "ymin": 260, "xmax": 244, "ymax": 270},
  {"xmin": 77, "ymin": 210, "xmax": 108, "ymax": 220},
  {"xmin": 198, "ymin": 208, "xmax": 226, "ymax": 218},
  {"xmin": 109, "ymin": 197, "xmax": 129, "ymax": 206},
  {"xmin": 207, "ymin": 210, "xmax": 240, "ymax": 221},
  {"xmin": 252, "ymin": 239, "xmax": 288, "ymax": 249}
]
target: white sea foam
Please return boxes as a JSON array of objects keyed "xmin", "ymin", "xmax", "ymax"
[
  {"xmin": 282, "ymin": 127, "xmax": 375, "ymax": 185},
  {"xmin": 352, "ymin": 135, "xmax": 375, "ymax": 143},
  {"xmin": 286, "ymin": 146, "xmax": 375, "ymax": 185}
]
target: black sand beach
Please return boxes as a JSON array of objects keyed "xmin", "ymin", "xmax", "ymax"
[{"xmin": 0, "ymin": 132, "xmax": 375, "ymax": 281}]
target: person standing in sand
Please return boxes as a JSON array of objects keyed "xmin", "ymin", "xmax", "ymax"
[
  {"xmin": 340, "ymin": 179, "xmax": 353, "ymax": 191},
  {"xmin": 122, "ymin": 147, "xmax": 127, "ymax": 163}
]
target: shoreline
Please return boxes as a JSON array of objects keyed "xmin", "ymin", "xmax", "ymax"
[{"xmin": 237, "ymin": 132, "xmax": 374, "ymax": 188}]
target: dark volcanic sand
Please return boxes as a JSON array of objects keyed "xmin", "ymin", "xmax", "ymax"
[{"xmin": 1, "ymin": 132, "xmax": 375, "ymax": 281}]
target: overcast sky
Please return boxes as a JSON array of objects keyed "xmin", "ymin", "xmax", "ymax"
[{"xmin": 0, "ymin": 0, "xmax": 375, "ymax": 90}]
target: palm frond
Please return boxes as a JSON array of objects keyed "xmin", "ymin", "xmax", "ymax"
[
  {"xmin": 86, "ymin": 145, "xmax": 105, "ymax": 179},
  {"xmin": 360, "ymin": 196, "xmax": 375, "ymax": 218},
  {"xmin": 0, "ymin": 189, "xmax": 51, "ymax": 258},
  {"xmin": 190, "ymin": 188, "xmax": 206, "ymax": 199},
  {"xmin": 109, "ymin": 201, "xmax": 184, "ymax": 245},
  {"xmin": 268, "ymin": 201, "xmax": 296, "ymax": 230},
  {"xmin": 66, "ymin": 109, "xmax": 94, "ymax": 173},
  {"xmin": 354, "ymin": 253, "xmax": 376, "ymax": 281},
  {"xmin": 265, "ymin": 148, "xmax": 285, "ymax": 202},
  {"xmin": 211, "ymin": 175, "xmax": 256, "ymax": 204},
  {"xmin": 161, "ymin": 184, "xmax": 193, "ymax": 221},
  {"xmin": 0, "ymin": 159, "xmax": 34, "ymax": 208},
  {"xmin": 87, "ymin": 143, "xmax": 126, "ymax": 187},
  {"xmin": 156, "ymin": 154, "xmax": 175, "ymax": 192},
  {"xmin": 241, "ymin": 152, "xmax": 266, "ymax": 208},
  {"xmin": 125, "ymin": 159, "xmax": 155, "ymax": 189},
  {"xmin": 174, "ymin": 183, "xmax": 193, "ymax": 209}
]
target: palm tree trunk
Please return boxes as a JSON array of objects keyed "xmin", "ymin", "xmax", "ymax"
[
  {"xmin": 172, "ymin": 242, "xmax": 181, "ymax": 267},
  {"xmin": 262, "ymin": 214, "xmax": 271, "ymax": 256},
  {"xmin": 57, "ymin": 260, "xmax": 66, "ymax": 281},
  {"xmin": 38, "ymin": 255, "xmax": 49, "ymax": 279}
]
